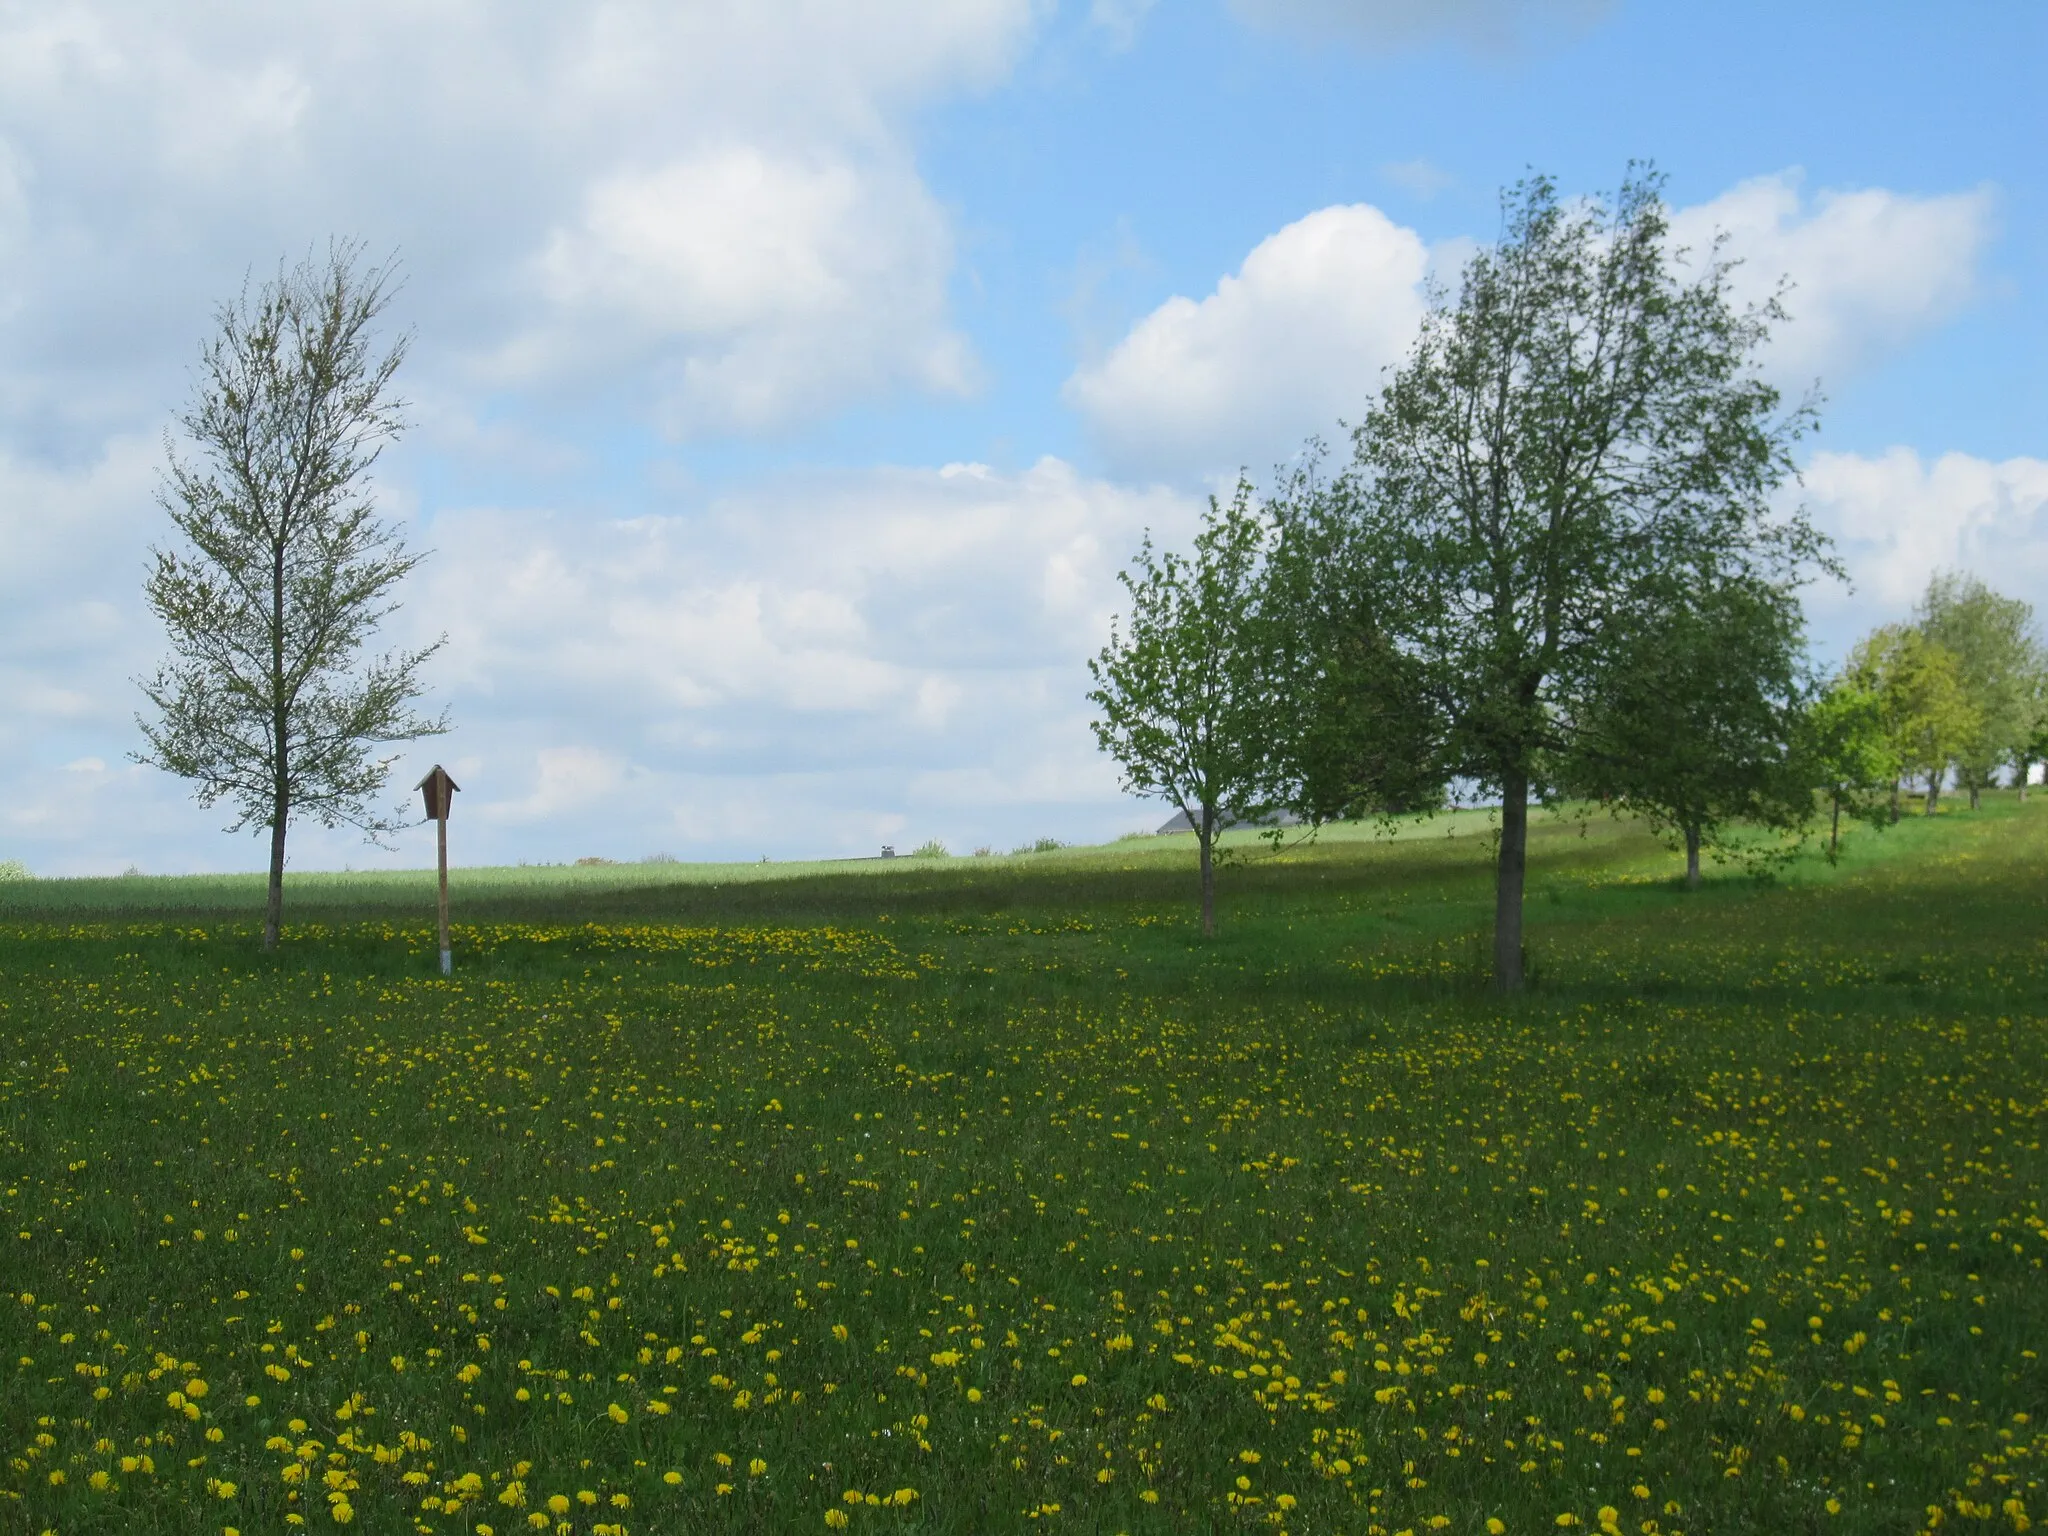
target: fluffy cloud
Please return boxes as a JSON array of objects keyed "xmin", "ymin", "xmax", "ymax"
[
  {"xmin": 1668, "ymin": 173, "xmax": 1996, "ymax": 391},
  {"xmin": 1801, "ymin": 449, "xmax": 2048, "ymax": 637},
  {"xmin": 1070, "ymin": 174, "xmax": 1994, "ymax": 483},
  {"xmin": 514, "ymin": 147, "xmax": 975, "ymax": 433},
  {"xmin": 391, "ymin": 458, "xmax": 1198, "ymax": 863},
  {"xmin": 1063, "ymin": 204, "xmax": 1430, "ymax": 479},
  {"xmin": 0, "ymin": 1, "xmax": 1030, "ymax": 450},
  {"xmin": 1229, "ymin": 0, "xmax": 1612, "ymax": 52},
  {"xmin": 0, "ymin": 452, "xmax": 1197, "ymax": 874}
]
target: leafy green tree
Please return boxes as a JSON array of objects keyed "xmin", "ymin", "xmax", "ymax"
[
  {"xmin": 1569, "ymin": 577, "xmax": 1811, "ymax": 886},
  {"xmin": 135, "ymin": 244, "xmax": 446, "ymax": 950},
  {"xmin": 1326, "ymin": 168, "xmax": 1822, "ymax": 988},
  {"xmin": 1847, "ymin": 625, "xmax": 1976, "ymax": 820},
  {"xmin": 1804, "ymin": 674, "xmax": 1898, "ymax": 861},
  {"xmin": 1089, "ymin": 482, "xmax": 1287, "ymax": 937},
  {"xmin": 1917, "ymin": 572, "xmax": 2040, "ymax": 809},
  {"xmin": 1264, "ymin": 461, "xmax": 1446, "ymax": 828}
]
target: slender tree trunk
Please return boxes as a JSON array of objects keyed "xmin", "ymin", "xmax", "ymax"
[
  {"xmin": 1889, "ymin": 779, "xmax": 1900, "ymax": 825},
  {"xmin": 1197, "ymin": 808, "xmax": 1216, "ymax": 939},
  {"xmin": 1830, "ymin": 795, "xmax": 1841, "ymax": 860},
  {"xmin": 1684, "ymin": 825, "xmax": 1702, "ymax": 889},
  {"xmin": 264, "ymin": 809, "xmax": 286, "ymax": 950},
  {"xmin": 1493, "ymin": 770, "xmax": 1527, "ymax": 992},
  {"xmin": 1969, "ymin": 780, "xmax": 1981, "ymax": 811},
  {"xmin": 1924, "ymin": 773, "xmax": 1940, "ymax": 815},
  {"xmin": 2018, "ymin": 759, "xmax": 2031, "ymax": 803},
  {"xmin": 265, "ymin": 536, "xmax": 288, "ymax": 952}
]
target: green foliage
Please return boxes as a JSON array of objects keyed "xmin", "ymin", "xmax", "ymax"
[
  {"xmin": 910, "ymin": 840, "xmax": 951, "ymax": 859},
  {"xmin": 1804, "ymin": 674, "xmax": 1898, "ymax": 860},
  {"xmin": 1264, "ymin": 459, "xmax": 1446, "ymax": 827},
  {"xmin": 1322, "ymin": 166, "xmax": 1824, "ymax": 985},
  {"xmin": 1568, "ymin": 577, "xmax": 1813, "ymax": 882},
  {"xmin": 1848, "ymin": 624, "xmax": 1977, "ymax": 816},
  {"xmin": 1916, "ymin": 571, "xmax": 2041, "ymax": 806},
  {"xmin": 1089, "ymin": 481, "xmax": 1288, "ymax": 934},
  {"xmin": 134, "ymin": 242, "xmax": 445, "ymax": 948},
  {"xmin": 1, "ymin": 801, "xmax": 2044, "ymax": 1533}
]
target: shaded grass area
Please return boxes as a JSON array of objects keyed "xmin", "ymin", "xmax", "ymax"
[{"xmin": 0, "ymin": 798, "xmax": 2043, "ymax": 1535}]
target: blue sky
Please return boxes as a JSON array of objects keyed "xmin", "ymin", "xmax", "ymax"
[{"xmin": 1, "ymin": 1, "xmax": 2042, "ymax": 875}]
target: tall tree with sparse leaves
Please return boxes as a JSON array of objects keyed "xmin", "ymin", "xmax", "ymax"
[
  {"xmin": 136, "ymin": 243, "xmax": 446, "ymax": 950},
  {"xmin": 1089, "ymin": 483, "xmax": 1287, "ymax": 938},
  {"xmin": 1327, "ymin": 167, "xmax": 1824, "ymax": 989}
]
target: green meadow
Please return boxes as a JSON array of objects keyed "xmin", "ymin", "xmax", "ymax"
[{"xmin": 0, "ymin": 801, "xmax": 2042, "ymax": 1535}]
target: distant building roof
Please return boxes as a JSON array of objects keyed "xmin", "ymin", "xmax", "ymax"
[{"xmin": 1155, "ymin": 809, "xmax": 1299, "ymax": 835}]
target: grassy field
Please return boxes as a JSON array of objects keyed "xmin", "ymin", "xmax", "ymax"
[{"xmin": 1, "ymin": 801, "xmax": 2043, "ymax": 1535}]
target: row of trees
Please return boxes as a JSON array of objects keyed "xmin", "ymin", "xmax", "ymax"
[
  {"xmin": 1088, "ymin": 167, "xmax": 2035, "ymax": 989},
  {"xmin": 1822, "ymin": 574, "xmax": 2047, "ymax": 836}
]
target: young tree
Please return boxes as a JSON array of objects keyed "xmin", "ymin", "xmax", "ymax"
[
  {"xmin": 1846, "ymin": 625, "xmax": 1975, "ymax": 821},
  {"xmin": 1803, "ymin": 673, "xmax": 1897, "ymax": 861},
  {"xmin": 1089, "ymin": 483, "xmax": 1286, "ymax": 937},
  {"xmin": 1569, "ymin": 577, "xmax": 1811, "ymax": 887},
  {"xmin": 136, "ymin": 243, "xmax": 446, "ymax": 950},
  {"xmin": 1917, "ymin": 571, "xmax": 2040, "ymax": 809},
  {"xmin": 1331, "ymin": 169, "xmax": 1823, "ymax": 989}
]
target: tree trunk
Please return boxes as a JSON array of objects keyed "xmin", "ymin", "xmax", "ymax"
[
  {"xmin": 1830, "ymin": 795, "xmax": 1841, "ymax": 860},
  {"xmin": 1889, "ymin": 779, "xmax": 1900, "ymax": 825},
  {"xmin": 263, "ymin": 809, "xmax": 286, "ymax": 951},
  {"xmin": 1969, "ymin": 779, "xmax": 1981, "ymax": 811},
  {"xmin": 1684, "ymin": 825, "xmax": 1701, "ymax": 889},
  {"xmin": 1493, "ymin": 770, "xmax": 1527, "ymax": 992},
  {"xmin": 1924, "ymin": 773, "xmax": 1940, "ymax": 815},
  {"xmin": 265, "ymin": 534, "xmax": 288, "ymax": 952},
  {"xmin": 1197, "ymin": 808, "xmax": 1217, "ymax": 939},
  {"xmin": 2018, "ymin": 759, "xmax": 2031, "ymax": 803}
]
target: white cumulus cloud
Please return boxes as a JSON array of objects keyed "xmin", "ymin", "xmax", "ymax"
[
  {"xmin": 1063, "ymin": 204, "xmax": 1430, "ymax": 480},
  {"xmin": 513, "ymin": 146, "xmax": 974, "ymax": 432},
  {"xmin": 1069, "ymin": 173, "xmax": 1996, "ymax": 483},
  {"xmin": 0, "ymin": 1, "xmax": 1032, "ymax": 450},
  {"xmin": 1670, "ymin": 172, "xmax": 1996, "ymax": 393},
  {"xmin": 1801, "ymin": 449, "xmax": 2048, "ymax": 638}
]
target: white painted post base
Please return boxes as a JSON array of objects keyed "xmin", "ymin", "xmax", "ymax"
[{"xmin": 440, "ymin": 948, "xmax": 452, "ymax": 976}]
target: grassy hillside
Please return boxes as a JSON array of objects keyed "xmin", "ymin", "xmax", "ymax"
[{"xmin": 0, "ymin": 798, "xmax": 2042, "ymax": 1534}]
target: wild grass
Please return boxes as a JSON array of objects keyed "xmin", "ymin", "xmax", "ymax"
[{"xmin": 0, "ymin": 799, "xmax": 2042, "ymax": 1534}]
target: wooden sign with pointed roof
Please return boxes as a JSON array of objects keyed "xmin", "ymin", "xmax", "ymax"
[{"xmin": 417, "ymin": 764, "xmax": 459, "ymax": 823}]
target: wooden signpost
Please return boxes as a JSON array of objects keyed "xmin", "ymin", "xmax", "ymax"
[{"xmin": 417, "ymin": 765, "xmax": 460, "ymax": 975}]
